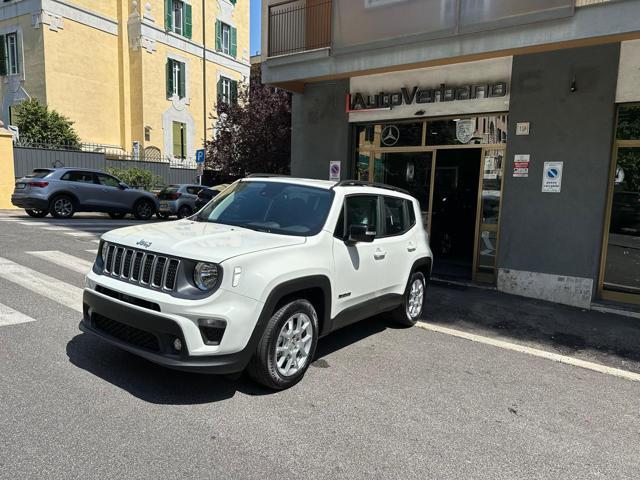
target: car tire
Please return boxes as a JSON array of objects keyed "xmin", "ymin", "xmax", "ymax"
[
  {"xmin": 49, "ymin": 195, "xmax": 76, "ymax": 219},
  {"xmin": 108, "ymin": 212, "xmax": 126, "ymax": 219},
  {"xmin": 133, "ymin": 199, "xmax": 155, "ymax": 220},
  {"xmin": 248, "ymin": 299, "xmax": 319, "ymax": 390},
  {"xmin": 156, "ymin": 212, "xmax": 170, "ymax": 220},
  {"xmin": 25, "ymin": 209, "xmax": 48, "ymax": 218},
  {"xmin": 177, "ymin": 205, "xmax": 192, "ymax": 219},
  {"xmin": 391, "ymin": 271, "xmax": 426, "ymax": 327}
]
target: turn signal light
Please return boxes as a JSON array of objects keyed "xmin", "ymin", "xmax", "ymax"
[{"xmin": 29, "ymin": 181, "xmax": 49, "ymax": 188}]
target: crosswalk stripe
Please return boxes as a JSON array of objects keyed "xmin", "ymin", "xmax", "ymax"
[
  {"xmin": 91, "ymin": 240, "xmax": 100, "ymax": 243},
  {"xmin": 0, "ymin": 257, "xmax": 83, "ymax": 313},
  {"xmin": 41, "ymin": 226, "xmax": 72, "ymax": 231},
  {"xmin": 0, "ymin": 302, "xmax": 37, "ymax": 327},
  {"xmin": 26, "ymin": 251, "xmax": 93, "ymax": 275},
  {"xmin": 65, "ymin": 232, "xmax": 99, "ymax": 237},
  {"xmin": 86, "ymin": 249, "xmax": 98, "ymax": 254}
]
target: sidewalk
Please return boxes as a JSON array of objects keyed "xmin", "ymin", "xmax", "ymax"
[{"xmin": 424, "ymin": 283, "xmax": 640, "ymax": 374}]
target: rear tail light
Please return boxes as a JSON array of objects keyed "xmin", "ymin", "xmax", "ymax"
[
  {"xmin": 29, "ymin": 182, "xmax": 49, "ymax": 188},
  {"xmin": 167, "ymin": 193, "xmax": 181, "ymax": 200}
]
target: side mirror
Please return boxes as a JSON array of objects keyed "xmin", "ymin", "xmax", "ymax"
[
  {"xmin": 347, "ymin": 224, "xmax": 376, "ymax": 244},
  {"xmin": 118, "ymin": 182, "xmax": 127, "ymax": 190}
]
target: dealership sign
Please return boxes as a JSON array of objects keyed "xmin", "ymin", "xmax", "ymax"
[{"xmin": 347, "ymin": 82, "xmax": 507, "ymax": 113}]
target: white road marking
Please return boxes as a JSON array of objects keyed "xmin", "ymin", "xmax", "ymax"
[
  {"xmin": 26, "ymin": 251, "xmax": 93, "ymax": 275},
  {"xmin": 416, "ymin": 322, "xmax": 640, "ymax": 383},
  {"xmin": 65, "ymin": 232, "xmax": 99, "ymax": 237},
  {"xmin": 0, "ymin": 302, "xmax": 36, "ymax": 327},
  {"xmin": 91, "ymin": 240, "xmax": 100, "ymax": 243},
  {"xmin": 41, "ymin": 226, "xmax": 73, "ymax": 231},
  {"xmin": 86, "ymin": 249, "xmax": 98, "ymax": 254},
  {"xmin": 0, "ymin": 257, "xmax": 83, "ymax": 313}
]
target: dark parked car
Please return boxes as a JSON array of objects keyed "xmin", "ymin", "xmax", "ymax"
[
  {"xmin": 11, "ymin": 168, "xmax": 159, "ymax": 220},
  {"xmin": 194, "ymin": 184, "xmax": 229, "ymax": 211}
]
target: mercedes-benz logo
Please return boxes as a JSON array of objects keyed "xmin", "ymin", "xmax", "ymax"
[{"xmin": 381, "ymin": 125, "xmax": 400, "ymax": 146}]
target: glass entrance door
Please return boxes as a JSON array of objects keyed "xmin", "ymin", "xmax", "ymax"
[{"xmin": 600, "ymin": 105, "xmax": 640, "ymax": 304}]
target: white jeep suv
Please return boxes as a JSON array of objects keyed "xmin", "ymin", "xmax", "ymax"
[{"xmin": 81, "ymin": 176, "xmax": 433, "ymax": 389}]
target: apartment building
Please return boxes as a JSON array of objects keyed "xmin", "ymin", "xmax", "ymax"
[
  {"xmin": 0, "ymin": 0, "xmax": 250, "ymax": 163},
  {"xmin": 261, "ymin": 0, "xmax": 640, "ymax": 308}
]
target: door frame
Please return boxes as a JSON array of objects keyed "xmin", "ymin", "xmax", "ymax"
[
  {"xmin": 597, "ymin": 103, "xmax": 640, "ymax": 304},
  {"xmin": 358, "ymin": 143, "xmax": 505, "ymax": 283}
]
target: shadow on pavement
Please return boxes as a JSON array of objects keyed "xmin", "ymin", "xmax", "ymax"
[
  {"xmin": 66, "ymin": 315, "xmax": 397, "ymax": 403},
  {"xmin": 425, "ymin": 284, "xmax": 640, "ymax": 371}
]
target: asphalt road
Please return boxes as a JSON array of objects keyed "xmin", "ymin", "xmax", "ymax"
[{"xmin": 1, "ymin": 211, "xmax": 639, "ymax": 479}]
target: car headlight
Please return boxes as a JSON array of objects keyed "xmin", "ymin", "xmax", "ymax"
[{"xmin": 194, "ymin": 262, "xmax": 219, "ymax": 291}]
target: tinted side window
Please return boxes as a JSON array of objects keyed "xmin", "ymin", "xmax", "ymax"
[
  {"xmin": 334, "ymin": 195, "xmax": 379, "ymax": 240},
  {"xmin": 186, "ymin": 186, "xmax": 202, "ymax": 195},
  {"xmin": 383, "ymin": 196, "xmax": 408, "ymax": 236},
  {"xmin": 97, "ymin": 174, "xmax": 120, "ymax": 187},
  {"xmin": 61, "ymin": 171, "xmax": 94, "ymax": 183}
]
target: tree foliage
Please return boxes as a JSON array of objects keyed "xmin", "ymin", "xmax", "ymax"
[
  {"xmin": 204, "ymin": 65, "xmax": 291, "ymax": 178},
  {"xmin": 14, "ymin": 98, "xmax": 81, "ymax": 148},
  {"xmin": 106, "ymin": 167, "xmax": 164, "ymax": 191}
]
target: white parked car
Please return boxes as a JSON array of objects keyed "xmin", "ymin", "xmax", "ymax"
[{"xmin": 81, "ymin": 176, "xmax": 433, "ymax": 389}]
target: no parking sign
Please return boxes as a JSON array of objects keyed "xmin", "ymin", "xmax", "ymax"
[{"xmin": 542, "ymin": 162, "xmax": 563, "ymax": 193}]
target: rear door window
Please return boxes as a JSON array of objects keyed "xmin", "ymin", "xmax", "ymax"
[
  {"xmin": 61, "ymin": 171, "xmax": 95, "ymax": 183},
  {"xmin": 382, "ymin": 196, "xmax": 409, "ymax": 236},
  {"xmin": 186, "ymin": 186, "xmax": 202, "ymax": 195}
]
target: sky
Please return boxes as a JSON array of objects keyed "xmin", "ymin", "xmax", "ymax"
[{"xmin": 250, "ymin": 0, "xmax": 261, "ymax": 56}]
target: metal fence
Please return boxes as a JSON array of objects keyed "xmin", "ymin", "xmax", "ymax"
[
  {"xmin": 13, "ymin": 147, "xmax": 199, "ymax": 186},
  {"xmin": 268, "ymin": 0, "xmax": 332, "ymax": 57}
]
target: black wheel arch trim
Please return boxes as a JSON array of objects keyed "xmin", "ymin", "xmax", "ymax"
[
  {"xmin": 49, "ymin": 191, "xmax": 79, "ymax": 206},
  {"xmin": 411, "ymin": 257, "xmax": 432, "ymax": 280}
]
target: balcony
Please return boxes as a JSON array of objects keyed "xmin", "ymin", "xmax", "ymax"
[{"xmin": 267, "ymin": 0, "xmax": 332, "ymax": 57}]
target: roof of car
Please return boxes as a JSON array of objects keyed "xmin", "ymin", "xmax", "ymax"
[
  {"xmin": 46, "ymin": 167, "xmax": 105, "ymax": 173},
  {"xmin": 243, "ymin": 175, "xmax": 411, "ymax": 197}
]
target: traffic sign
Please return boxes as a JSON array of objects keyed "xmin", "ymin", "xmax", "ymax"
[{"xmin": 196, "ymin": 149, "xmax": 205, "ymax": 164}]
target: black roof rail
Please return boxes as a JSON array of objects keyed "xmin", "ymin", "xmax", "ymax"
[
  {"xmin": 246, "ymin": 173, "xmax": 289, "ymax": 178},
  {"xmin": 333, "ymin": 180, "xmax": 410, "ymax": 196}
]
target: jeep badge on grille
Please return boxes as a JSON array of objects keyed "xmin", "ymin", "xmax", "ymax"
[{"xmin": 136, "ymin": 240, "xmax": 152, "ymax": 248}]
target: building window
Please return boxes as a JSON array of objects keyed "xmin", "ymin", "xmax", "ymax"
[
  {"xmin": 165, "ymin": 0, "xmax": 192, "ymax": 39},
  {"xmin": 172, "ymin": 121, "xmax": 186, "ymax": 159},
  {"xmin": 0, "ymin": 32, "xmax": 19, "ymax": 76},
  {"xmin": 218, "ymin": 76, "xmax": 238, "ymax": 105},
  {"xmin": 215, "ymin": 20, "xmax": 237, "ymax": 57},
  {"xmin": 166, "ymin": 58, "xmax": 186, "ymax": 99}
]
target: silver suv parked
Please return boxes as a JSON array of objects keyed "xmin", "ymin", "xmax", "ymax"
[
  {"xmin": 156, "ymin": 184, "xmax": 205, "ymax": 219},
  {"xmin": 11, "ymin": 168, "xmax": 159, "ymax": 220}
]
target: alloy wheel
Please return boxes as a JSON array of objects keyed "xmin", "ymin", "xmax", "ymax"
[
  {"xmin": 274, "ymin": 313, "xmax": 313, "ymax": 377},
  {"xmin": 54, "ymin": 198, "xmax": 73, "ymax": 217},
  {"xmin": 406, "ymin": 278, "xmax": 424, "ymax": 319}
]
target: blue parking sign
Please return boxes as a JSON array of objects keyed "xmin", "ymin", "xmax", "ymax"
[{"xmin": 196, "ymin": 149, "xmax": 205, "ymax": 164}]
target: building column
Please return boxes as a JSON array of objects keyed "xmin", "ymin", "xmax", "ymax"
[{"xmin": 0, "ymin": 127, "xmax": 16, "ymax": 209}]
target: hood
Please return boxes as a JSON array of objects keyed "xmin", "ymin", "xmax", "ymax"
[{"xmin": 101, "ymin": 219, "xmax": 306, "ymax": 263}]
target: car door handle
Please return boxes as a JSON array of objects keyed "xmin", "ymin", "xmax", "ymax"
[
  {"xmin": 374, "ymin": 248, "xmax": 386, "ymax": 260},
  {"xmin": 407, "ymin": 242, "xmax": 417, "ymax": 252}
]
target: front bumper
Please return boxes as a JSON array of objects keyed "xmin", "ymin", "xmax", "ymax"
[
  {"xmin": 11, "ymin": 194, "xmax": 48, "ymax": 210},
  {"xmin": 80, "ymin": 288, "xmax": 261, "ymax": 374}
]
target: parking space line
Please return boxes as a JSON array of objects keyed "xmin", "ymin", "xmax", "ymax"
[
  {"xmin": 26, "ymin": 251, "xmax": 93, "ymax": 275},
  {"xmin": 0, "ymin": 302, "xmax": 36, "ymax": 327},
  {"xmin": 0, "ymin": 257, "xmax": 83, "ymax": 313},
  {"xmin": 416, "ymin": 322, "xmax": 640, "ymax": 383}
]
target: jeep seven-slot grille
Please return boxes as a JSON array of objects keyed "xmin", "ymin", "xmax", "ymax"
[{"xmin": 102, "ymin": 243, "xmax": 180, "ymax": 292}]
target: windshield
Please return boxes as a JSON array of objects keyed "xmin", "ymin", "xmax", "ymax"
[
  {"xmin": 196, "ymin": 181, "xmax": 334, "ymax": 236},
  {"xmin": 27, "ymin": 169, "xmax": 53, "ymax": 179}
]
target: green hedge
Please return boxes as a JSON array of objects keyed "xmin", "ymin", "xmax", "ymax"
[{"xmin": 106, "ymin": 168, "xmax": 165, "ymax": 191}]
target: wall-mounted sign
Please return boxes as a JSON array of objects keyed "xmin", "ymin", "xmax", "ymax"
[
  {"xmin": 513, "ymin": 154, "xmax": 530, "ymax": 178},
  {"xmin": 347, "ymin": 81, "xmax": 508, "ymax": 113},
  {"xmin": 542, "ymin": 161, "xmax": 563, "ymax": 193},
  {"xmin": 516, "ymin": 122, "xmax": 530, "ymax": 135},
  {"xmin": 456, "ymin": 119, "xmax": 475, "ymax": 144},
  {"xmin": 380, "ymin": 125, "xmax": 400, "ymax": 146},
  {"xmin": 329, "ymin": 161, "xmax": 341, "ymax": 181}
]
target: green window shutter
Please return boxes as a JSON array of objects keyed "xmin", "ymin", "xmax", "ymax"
[
  {"xmin": 178, "ymin": 62, "xmax": 186, "ymax": 98},
  {"xmin": 184, "ymin": 3, "xmax": 192, "ymax": 39},
  {"xmin": 166, "ymin": 59, "xmax": 174, "ymax": 98},
  {"xmin": 230, "ymin": 27, "xmax": 237, "ymax": 58},
  {"xmin": 165, "ymin": 0, "xmax": 173, "ymax": 31},
  {"xmin": 230, "ymin": 0, "xmax": 236, "ymax": 5},
  {"xmin": 231, "ymin": 80, "xmax": 238, "ymax": 104},
  {"xmin": 0, "ymin": 36, "xmax": 6, "ymax": 77},
  {"xmin": 216, "ymin": 77, "xmax": 222, "ymax": 103},
  {"xmin": 215, "ymin": 20, "xmax": 222, "ymax": 52}
]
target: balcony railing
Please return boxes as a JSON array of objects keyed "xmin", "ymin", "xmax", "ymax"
[{"xmin": 268, "ymin": 0, "xmax": 332, "ymax": 57}]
